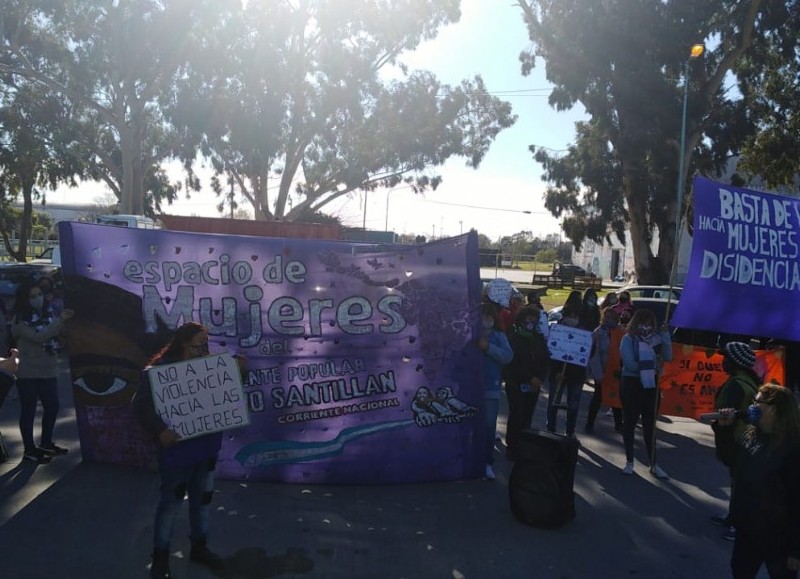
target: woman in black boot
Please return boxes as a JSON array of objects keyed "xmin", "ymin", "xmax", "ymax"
[{"xmin": 133, "ymin": 322, "xmax": 246, "ymax": 579}]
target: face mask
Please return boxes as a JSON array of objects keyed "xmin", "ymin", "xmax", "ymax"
[
  {"xmin": 482, "ymin": 318, "xmax": 494, "ymax": 330},
  {"xmin": 587, "ymin": 298, "xmax": 597, "ymax": 306},
  {"xmin": 525, "ymin": 321, "xmax": 536, "ymax": 332},
  {"xmin": 639, "ymin": 324, "xmax": 653, "ymax": 337},
  {"xmin": 188, "ymin": 344, "xmax": 210, "ymax": 357},
  {"xmin": 29, "ymin": 296, "xmax": 44, "ymax": 310},
  {"xmin": 745, "ymin": 404, "xmax": 762, "ymax": 425}
]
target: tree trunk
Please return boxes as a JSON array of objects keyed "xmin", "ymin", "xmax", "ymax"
[
  {"xmin": 14, "ymin": 177, "xmax": 34, "ymax": 263},
  {"xmin": 120, "ymin": 123, "xmax": 136, "ymax": 214},
  {"xmin": 130, "ymin": 120, "xmax": 145, "ymax": 216},
  {"xmin": 622, "ymin": 163, "xmax": 664, "ymax": 285}
]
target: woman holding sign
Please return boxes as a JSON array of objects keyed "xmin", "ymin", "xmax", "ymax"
[
  {"xmin": 133, "ymin": 322, "xmax": 246, "ymax": 579},
  {"xmin": 618, "ymin": 309, "xmax": 672, "ymax": 479}
]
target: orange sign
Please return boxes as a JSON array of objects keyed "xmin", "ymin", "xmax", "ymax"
[{"xmin": 600, "ymin": 333, "xmax": 785, "ymax": 420}]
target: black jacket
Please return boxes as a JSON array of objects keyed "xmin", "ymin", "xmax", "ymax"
[
  {"xmin": 504, "ymin": 325, "xmax": 549, "ymax": 384},
  {"xmin": 730, "ymin": 432, "xmax": 800, "ymax": 557}
]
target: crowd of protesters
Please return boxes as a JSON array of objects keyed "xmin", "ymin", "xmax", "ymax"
[{"xmin": 481, "ymin": 278, "xmax": 800, "ymax": 579}]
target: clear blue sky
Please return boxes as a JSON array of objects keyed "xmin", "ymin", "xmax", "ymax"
[{"xmin": 57, "ymin": 0, "xmax": 587, "ymax": 242}]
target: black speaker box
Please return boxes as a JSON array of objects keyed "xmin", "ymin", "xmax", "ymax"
[{"xmin": 508, "ymin": 428, "xmax": 578, "ymax": 528}]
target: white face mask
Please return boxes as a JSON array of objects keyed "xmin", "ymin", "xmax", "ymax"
[
  {"xmin": 29, "ymin": 296, "xmax": 44, "ymax": 310},
  {"xmin": 482, "ymin": 318, "xmax": 494, "ymax": 330}
]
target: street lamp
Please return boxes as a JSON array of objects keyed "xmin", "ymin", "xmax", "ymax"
[{"xmin": 672, "ymin": 43, "xmax": 704, "ymax": 286}]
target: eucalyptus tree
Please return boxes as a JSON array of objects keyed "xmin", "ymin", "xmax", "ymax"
[
  {"xmin": 0, "ymin": 0, "xmax": 237, "ymax": 216},
  {"xmin": 172, "ymin": 0, "xmax": 516, "ymax": 221},
  {"xmin": 734, "ymin": 10, "xmax": 800, "ymax": 189},
  {"xmin": 517, "ymin": 0, "xmax": 794, "ymax": 283},
  {"xmin": 0, "ymin": 80, "xmax": 83, "ymax": 261}
]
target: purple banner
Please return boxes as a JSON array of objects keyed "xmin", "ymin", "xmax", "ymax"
[
  {"xmin": 59, "ymin": 222, "xmax": 483, "ymax": 483},
  {"xmin": 672, "ymin": 176, "xmax": 800, "ymax": 341}
]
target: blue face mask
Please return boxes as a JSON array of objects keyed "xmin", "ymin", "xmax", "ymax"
[{"xmin": 745, "ymin": 404, "xmax": 762, "ymax": 425}]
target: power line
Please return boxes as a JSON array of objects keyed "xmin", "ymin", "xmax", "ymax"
[{"xmin": 417, "ymin": 199, "xmax": 549, "ymax": 214}]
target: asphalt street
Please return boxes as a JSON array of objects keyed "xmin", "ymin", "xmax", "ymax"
[{"xmin": 0, "ymin": 354, "xmax": 762, "ymax": 579}]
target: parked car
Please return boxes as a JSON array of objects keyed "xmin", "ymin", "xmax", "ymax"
[
  {"xmin": 600, "ymin": 284, "xmax": 682, "ymax": 307},
  {"xmin": 552, "ymin": 263, "xmax": 587, "ymax": 279},
  {"xmin": 547, "ymin": 305, "xmax": 564, "ymax": 327},
  {"xmin": 548, "ymin": 295, "xmax": 679, "ymax": 329},
  {"xmin": 29, "ymin": 246, "xmax": 61, "ymax": 266}
]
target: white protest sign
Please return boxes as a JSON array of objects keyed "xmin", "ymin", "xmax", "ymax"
[
  {"xmin": 547, "ymin": 324, "xmax": 592, "ymax": 367},
  {"xmin": 148, "ymin": 353, "xmax": 250, "ymax": 440}
]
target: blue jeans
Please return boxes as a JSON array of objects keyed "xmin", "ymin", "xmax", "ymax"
[
  {"xmin": 17, "ymin": 377, "xmax": 59, "ymax": 452},
  {"xmin": 484, "ymin": 397, "xmax": 500, "ymax": 465},
  {"xmin": 546, "ymin": 379, "xmax": 583, "ymax": 436},
  {"xmin": 153, "ymin": 459, "xmax": 216, "ymax": 550}
]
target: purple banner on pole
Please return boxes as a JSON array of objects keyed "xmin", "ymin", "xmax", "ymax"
[
  {"xmin": 672, "ymin": 176, "xmax": 800, "ymax": 341},
  {"xmin": 59, "ymin": 222, "xmax": 483, "ymax": 484}
]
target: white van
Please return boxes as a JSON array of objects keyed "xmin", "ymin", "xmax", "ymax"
[{"xmin": 94, "ymin": 214, "xmax": 161, "ymax": 229}]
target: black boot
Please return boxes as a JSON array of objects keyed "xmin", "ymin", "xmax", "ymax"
[
  {"xmin": 150, "ymin": 549, "xmax": 171, "ymax": 579},
  {"xmin": 190, "ymin": 538, "xmax": 224, "ymax": 570}
]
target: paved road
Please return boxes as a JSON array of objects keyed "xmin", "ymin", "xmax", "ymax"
[
  {"xmin": 480, "ymin": 267, "xmax": 542, "ymax": 285},
  {"xmin": 0, "ymin": 361, "xmax": 759, "ymax": 579}
]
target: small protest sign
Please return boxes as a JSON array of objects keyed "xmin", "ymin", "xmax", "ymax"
[
  {"xmin": 148, "ymin": 353, "xmax": 250, "ymax": 440},
  {"xmin": 547, "ymin": 324, "xmax": 592, "ymax": 367}
]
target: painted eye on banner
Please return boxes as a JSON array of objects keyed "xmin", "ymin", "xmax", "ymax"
[{"xmin": 73, "ymin": 373, "xmax": 129, "ymax": 397}]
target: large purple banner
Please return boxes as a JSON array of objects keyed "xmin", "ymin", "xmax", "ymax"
[
  {"xmin": 672, "ymin": 176, "xmax": 800, "ymax": 341},
  {"xmin": 59, "ymin": 222, "xmax": 483, "ymax": 484}
]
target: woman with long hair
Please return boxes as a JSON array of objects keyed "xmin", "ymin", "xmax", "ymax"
[
  {"xmin": 11, "ymin": 280, "xmax": 74, "ymax": 464},
  {"xmin": 718, "ymin": 384, "xmax": 800, "ymax": 578},
  {"xmin": 133, "ymin": 322, "xmax": 246, "ymax": 579},
  {"xmin": 618, "ymin": 308, "xmax": 672, "ymax": 478}
]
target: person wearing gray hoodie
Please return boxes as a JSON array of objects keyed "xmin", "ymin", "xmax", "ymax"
[{"xmin": 11, "ymin": 280, "xmax": 73, "ymax": 464}]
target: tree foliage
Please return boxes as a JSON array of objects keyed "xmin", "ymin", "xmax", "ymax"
[
  {"xmin": 735, "ymin": 5, "xmax": 800, "ymax": 188},
  {"xmin": 517, "ymin": 0, "xmax": 795, "ymax": 283},
  {"xmin": 1, "ymin": 0, "xmax": 516, "ymax": 230},
  {"xmin": 0, "ymin": 77, "xmax": 83, "ymax": 261},
  {"xmin": 171, "ymin": 0, "xmax": 516, "ymax": 221},
  {"xmin": 0, "ymin": 0, "xmax": 238, "ymax": 216}
]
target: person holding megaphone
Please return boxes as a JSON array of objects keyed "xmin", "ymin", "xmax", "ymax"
[
  {"xmin": 707, "ymin": 342, "xmax": 760, "ymax": 541},
  {"xmin": 716, "ymin": 384, "xmax": 800, "ymax": 579}
]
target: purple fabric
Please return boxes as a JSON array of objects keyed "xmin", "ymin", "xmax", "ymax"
[
  {"xmin": 59, "ymin": 222, "xmax": 483, "ymax": 483},
  {"xmin": 672, "ymin": 176, "xmax": 800, "ymax": 341}
]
